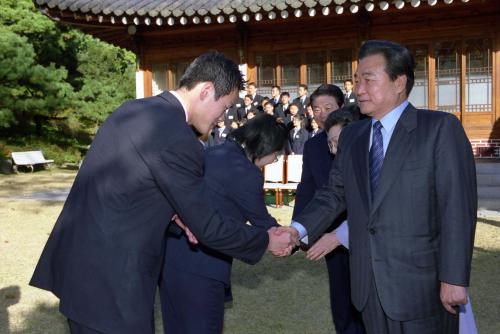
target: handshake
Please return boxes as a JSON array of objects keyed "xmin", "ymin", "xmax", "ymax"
[{"xmin": 267, "ymin": 226, "xmax": 300, "ymax": 257}]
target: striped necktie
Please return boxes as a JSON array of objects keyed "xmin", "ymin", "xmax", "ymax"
[{"xmin": 369, "ymin": 121, "xmax": 384, "ymax": 199}]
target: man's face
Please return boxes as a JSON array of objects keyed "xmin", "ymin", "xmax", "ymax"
[
  {"xmin": 195, "ymin": 87, "xmax": 238, "ymax": 135},
  {"xmin": 216, "ymin": 118, "xmax": 225, "ymax": 128},
  {"xmin": 293, "ymin": 118, "xmax": 301, "ymax": 128},
  {"xmin": 354, "ymin": 54, "xmax": 406, "ymax": 119},
  {"xmin": 265, "ymin": 104, "xmax": 274, "ymax": 115},
  {"xmin": 306, "ymin": 105, "xmax": 314, "ymax": 116},
  {"xmin": 244, "ymin": 97, "xmax": 252, "ymax": 106},
  {"xmin": 312, "ymin": 95, "xmax": 340, "ymax": 129},
  {"xmin": 289, "ymin": 106, "xmax": 298, "ymax": 115},
  {"xmin": 344, "ymin": 81, "xmax": 353, "ymax": 92},
  {"xmin": 247, "ymin": 85, "xmax": 256, "ymax": 96},
  {"xmin": 298, "ymin": 87, "xmax": 307, "ymax": 97},
  {"xmin": 311, "ymin": 119, "xmax": 319, "ymax": 130},
  {"xmin": 281, "ymin": 95, "xmax": 290, "ymax": 104},
  {"xmin": 271, "ymin": 87, "xmax": 280, "ymax": 98}
]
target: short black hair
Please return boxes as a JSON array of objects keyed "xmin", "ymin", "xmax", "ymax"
[
  {"xmin": 324, "ymin": 109, "xmax": 355, "ymax": 133},
  {"xmin": 289, "ymin": 103, "xmax": 300, "ymax": 109},
  {"xmin": 229, "ymin": 114, "xmax": 288, "ymax": 163},
  {"xmin": 310, "ymin": 84, "xmax": 345, "ymax": 108},
  {"xmin": 179, "ymin": 51, "xmax": 245, "ymax": 100},
  {"xmin": 344, "ymin": 79, "xmax": 353, "ymax": 84},
  {"xmin": 358, "ymin": 40, "xmax": 415, "ymax": 96},
  {"xmin": 281, "ymin": 92, "xmax": 290, "ymax": 98},
  {"xmin": 299, "ymin": 84, "xmax": 308, "ymax": 91},
  {"xmin": 244, "ymin": 94, "xmax": 253, "ymax": 100},
  {"xmin": 272, "ymin": 85, "xmax": 281, "ymax": 91},
  {"xmin": 264, "ymin": 101, "xmax": 274, "ymax": 108},
  {"xmin": 247, "ymin": 82, "xmax": 257, "ymax": 88}
]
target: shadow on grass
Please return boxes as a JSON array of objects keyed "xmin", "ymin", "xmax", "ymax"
[
  {"xmin": 477, "ymin": 217, "xmax": 500, "ymax": 228},
  {"xmin": 0, "ymin": 286, "xmax": 20, "ymax": 334}
]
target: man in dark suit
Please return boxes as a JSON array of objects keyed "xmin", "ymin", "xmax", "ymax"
[
  {"xmin": 30, "ymin": 51, "xmax": 294, "ymax": 334},
  {"xmin": 237, "ymin": 94, "xmax": 258, "ymax": 121},
  {"xmin": 293, "ymin": 84, "xmax": 310, "ymax": 115},
  {"xmin": 247, "ymin": 82, "xmax": 264, "ymax": 110},
  {"xmin": 208, "ymin": 116, "xmax": 231, "ymax": 147},
  {"xmin": 224, "ymin": 98, "xmax": 241, "ymax": 127},
  {"xmin": 275, "ymin": 92, "xmax": 291, "ymax": 120},
  {"xmin": 344, "ymin": 79, "xmax": 358, "ymax": 106},
  {"xmin": 285, "ymin": 40, "xmax": 476, "ymax": 333},
  {"xmin": 293, "ymin": 84, "xmax": 365, "ymax": 334},
  {"xmin": 270, "ymin": 85, "xmax": 282, "ymax": 107}
]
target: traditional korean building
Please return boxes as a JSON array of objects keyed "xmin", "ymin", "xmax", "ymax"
[{"xmin": 35, "ymin": 0, "xmax": 500, "ymax": 157}]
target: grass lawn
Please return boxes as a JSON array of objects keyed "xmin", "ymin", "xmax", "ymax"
[{"xmin": 1, "ymin": 169, "xmax": 499, "ymax": 333}]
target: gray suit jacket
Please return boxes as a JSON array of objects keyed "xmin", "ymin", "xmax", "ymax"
[{"xmin": 295, "ymin": 104, "xmax": 477, "ymax": 321}]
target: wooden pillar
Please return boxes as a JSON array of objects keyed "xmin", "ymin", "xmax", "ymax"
[
  {"xmin": 428, "ymin": 43, "xmax": 436, "ymax": 110},
  {"xmin": 493, "ymin": 31, "xmax": 500, "ymax": 139}
]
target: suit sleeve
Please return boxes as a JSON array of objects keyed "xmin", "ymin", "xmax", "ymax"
[
  {"xmin": 146, "ymin": 134, "xmax": 268, "ymax": 265},
  {"xmin": 435, "ymin": 114, "xmax": 477, "ymax": 286},
  {"xmin": 294, "ymin": 130, "xmax": 348, "ymax": 243},
  {"xmin": 230, "ymin": 173, "xmax": 278, "ymax": 230}
]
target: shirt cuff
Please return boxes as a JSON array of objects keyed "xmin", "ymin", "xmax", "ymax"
[
  {"xmin": 291, "ymin": 221, "xmax": 309, "ymax": 245},
  {"xmin": 335, "ymin": 220, "xmax": 349, "ymax": 249}
]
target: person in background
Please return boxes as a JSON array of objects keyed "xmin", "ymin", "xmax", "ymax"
[
  {"xmin": 247, "ymin": 82, "xmax": 264, "ymax": 109},
  {"xmin": 293, "ymin": 84, "xmax": 365, "ymax": 334},
  {"xmin": 293, "ymin": 84, "xmax": 310, "ymax": 115},
  {"xmin": 284, "ymin": 103, "xmax": 300, "ymax": 126},
  {"xmin": 308, "ymin": 118, "xmax": 320, "ymax": 138},
  {"xmin": 160, "ymin": 114, "xmax": 289, "ymax": 334},
  {"xmin": 271, "ymin": 85, "xmax": 282, "ymax": 107},
  {"xmin": 264, "ymin": 101, "xmax": 275, "ymax": 116},
  {"xmin": 275, "ymin": 92, "xmax": 291, "ymax": 119},
  {"xmin": 237, "ymin": 94, "xmax": 257, "ymax": 121},
  {"xmin": 208, "ymin": 116, "xmax": 231, "ymax": 147},
  {"xmin": 288, "ymin": 114, "xmax": 308, "ymax": 155},
  {"xmin": 260, "ymin": 97, "xmax": 270, "ymax": 113},
  {"xmin": 343, "ymin": 79, "xmax": 358, "ymax": 106}
]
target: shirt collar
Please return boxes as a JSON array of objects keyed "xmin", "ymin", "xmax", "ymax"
[
  {"xmin": 372, "ymin": 100, "xmax": 408, "ymax": 132},
  {"xmin": 169, "ymin": 90, "xmax": 189, "ymax": 122}
]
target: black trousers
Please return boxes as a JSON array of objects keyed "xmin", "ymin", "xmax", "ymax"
[
  {"xmin": 159, "ymin": 267, "xmax": 225, "ymax": 334},
  {"xmin": 325, "ymin": 248, "xmax": 366, "ymax": 334},
  {"xmin": 361, "ymin": 279, "xmax": 459, "ymax": 334}
]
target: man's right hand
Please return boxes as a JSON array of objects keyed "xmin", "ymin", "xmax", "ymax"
[{"xmin": 267, "ymin": 226, "xmax": 299, "ymax": 256}]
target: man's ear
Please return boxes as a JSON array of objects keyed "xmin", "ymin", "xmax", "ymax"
[
  {"xmin": 199, "ymin": 82, "xmax": 215, "ymax": 101},
  {"xmin": 395, "ymin": 75, "xmax": 407, "ymax": 95}
]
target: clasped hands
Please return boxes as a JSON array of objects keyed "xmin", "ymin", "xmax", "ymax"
[{"xmin": 267, "ymin": 226, "xmax": 300, "ymax": 256}]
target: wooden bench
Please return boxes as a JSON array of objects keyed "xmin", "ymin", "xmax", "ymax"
[{"xmin": 11, "ymin": 151, "xmax": 54, "ymax": 173}]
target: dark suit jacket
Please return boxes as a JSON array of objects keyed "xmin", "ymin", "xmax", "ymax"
[
  {"xmin": 293, "ymin": 131, "xmax": 334, "ymax": 217},
  {"xmin": 344, "ymin": 92, "xmax": 358, "ymax": 106},
  {"xmin": 293, "ymin": 96, "xmax": 310, "ymax": 115},
  {"xmin": 165, "ymin": 140, "xmax": 277, "ymax": 284},
  {"xmin": 274, "ymin": 103, "xmax": 289, "ymax": 120},
  {"xmin": 29, "ymin": 91, "xmax": 268, "ymax": 333},
  {"xmin": 237, "ymin": 106, "xmax": 258, "ymax": 121},
  {"xmin": 251, "ymin": 94, "xmax": 265, "ymax": 110},
  {"xmin": 207, "ymin": 126, "xmax": 231, "ymax": 147},
  {"xmin": 295, "ymin": 104, "xmax": 477, "ymax": 321},
  {"xmin": 224, "ymin": 106, "xmax": 239, "ymax": 127},
  {"xmin": 288, "ymin": 128, "xmax": 309, "ymax": 155}
]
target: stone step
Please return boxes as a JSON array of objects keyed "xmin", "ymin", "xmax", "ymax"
[
  {"xmin": 477, "ymin": 186, "xmax": 500, "ymax": 199},
  {"xmin": 476, "ymin": 174, "xmax": 500, "ymax": 186},
  {"xmin": 478, "ymin": 198, "xmax": 500, "ymax": 211},
  {"xmin": 476, "ymin": 162, "xmax": 500, "ymax": 175}
]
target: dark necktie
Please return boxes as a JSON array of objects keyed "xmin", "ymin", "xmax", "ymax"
[{"xmin": 369, "ymin": 121, "xmax": 384, "ymax": 199}]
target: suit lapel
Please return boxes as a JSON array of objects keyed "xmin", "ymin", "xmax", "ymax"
[
  {"xmin": 370, "ymin": 104, "xmax": 418, "ymax": 216},
  {"xmin": 352, "ymin": 120, "xmax": 372, "ymax": 215}
]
